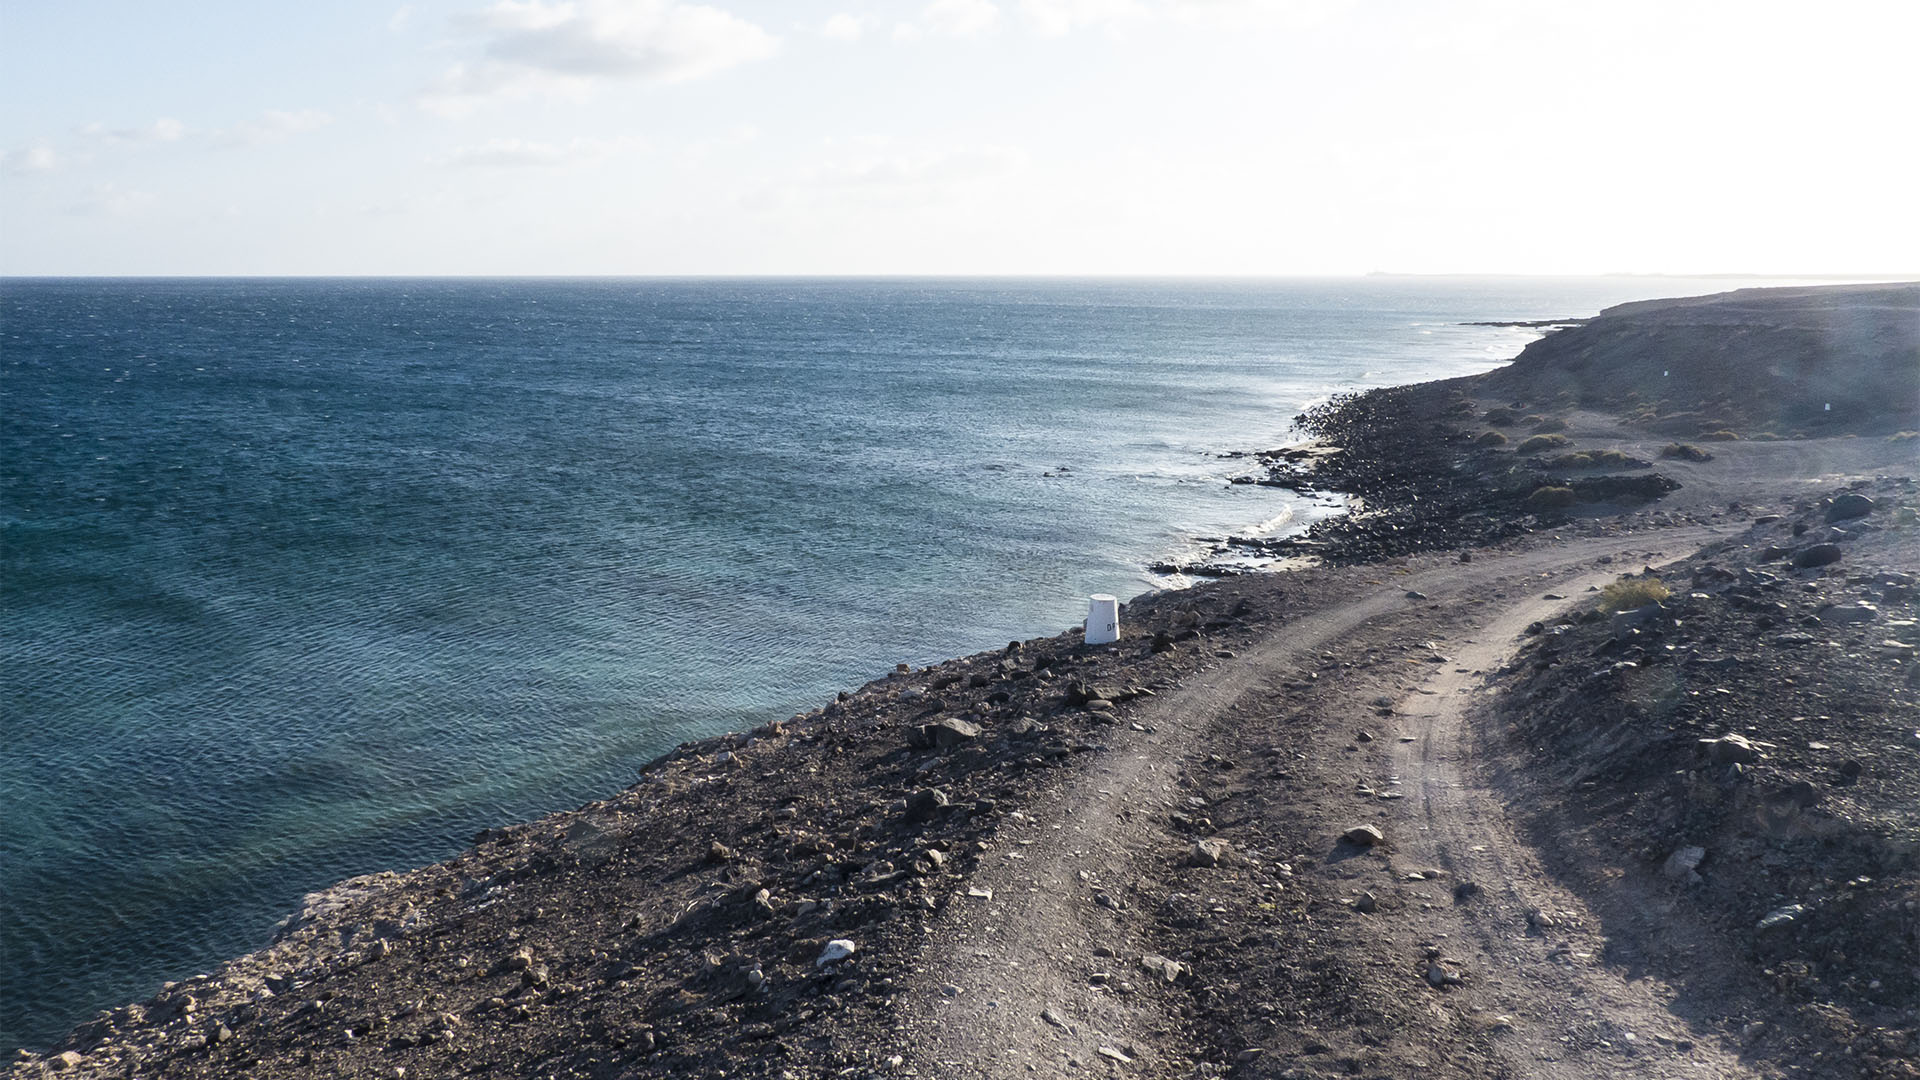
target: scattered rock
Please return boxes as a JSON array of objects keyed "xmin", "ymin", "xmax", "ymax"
[
  {"xmin": 815, "ymin": 940, "xmax": 857, "ymax": 967},
  {"xmin": 1702, "ymin": 733, "xmax": 1759, "ymax": 765},
  {"xmin": 1755, "ymin": 905, "xmax": 1806, "ymax": 933},
  {"xmin": 904, "ymin": 788, "xmax": 951, "ymax": 820},
  {"xmin": 1663, "ymin": 846, "xmax": 1706, "ymax": 882},
  {"xmin": 1138, "ymin": 954, "xmax": 1187, "ymax": 982},
  {"xmin": 1611, "ymin": 602, "xmax": 1668, "ymax": 640},
  {"xmin": 1189, "ymin": 838, "xmax": 1231, "ymax": 868},
  {"xmin": 1819, "ymin": 602, "xmax": 1879, "ymax": 624},
  {"xmin": 1353, "ymin": 891, "xmax": 1379, "ymax": 914},
  {"xmin": 1826, "ymin": 493, "xmax": 1876, "ymax": 522},
  {"xmin": 1793, "ymin": 544, "xmax": 1844, "ymax": 569},
  {"xmin": 1341, "ymin": 824, "xmax": 1384, "ymax": 847},
  {"xmin": 913, "ymin": 717, "xmax": 981, "ymax": 749}
]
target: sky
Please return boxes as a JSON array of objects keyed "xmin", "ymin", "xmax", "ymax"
[{"xmin": 2, "ymin": 0, "xmax": 1917, "ymax": 276}]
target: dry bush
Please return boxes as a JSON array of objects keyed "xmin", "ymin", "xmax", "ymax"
[
  {"xmin": 1475, "ymin": 430, "xmax": 1508, "ymax": 446},
  {"xmin": 1531, "ymin": 416, "xmax": 1569, "ymax": 433},
  {"xmin": 1660, "ymin": 443, "xmax": 1713, "ymax": 461},
  {"xmin": 1597, "ymin": 578, "xmax": 1671, "ymax": 612},
  {"xmin": 1699, "ymin": 429, "xmax": 1741, "ymax": 441},
  {"xmin": 1524, "ymin": 485, "xmax": 1578, "ymax": 512},
  {"xmin": 1517, "ymin": 434, "xmax": 1571, "ymax": 454},
  {"xmin": 1482, "ymin": 407, "xmax": 1516, "ymax": 426}
]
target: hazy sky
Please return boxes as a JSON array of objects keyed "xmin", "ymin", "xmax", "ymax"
[{"xmin": 4, "ymin": 0, "xmax": 1917, "ymax": 275}]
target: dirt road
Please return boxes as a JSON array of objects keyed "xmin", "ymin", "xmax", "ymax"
[{"xmin": 899, "ymin": 526, "xmax": 1741, "ymax": 1078}]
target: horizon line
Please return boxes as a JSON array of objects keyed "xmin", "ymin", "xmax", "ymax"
[{"xmin": 5, "ymin": 271, "xmax": 1917, "ymax": 282}]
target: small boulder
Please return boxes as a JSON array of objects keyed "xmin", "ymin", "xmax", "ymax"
[
  {"xmin": 1755, "ymin": 904, "xmax": 1805, "ymax": 934},
  {"xmin": 1793, "ymin": 544, "xmax": 1844, "ymax": 569},
  {"xmin": 1826, "ymin": 493, "xmax": 1875, "ymax": 522},
  {"xmin": 1189, "ymin": 838, "xmax": 1231, "ymax": 868},
  {"xmin": 915, "ymin": 717, "xmax": 981, "ymax": 749},
  {"xmin": 816, "ymin": 940, "xmax": 857, "ymax": 967},
  {"xmin": 1610, "ymin": 603, "xmax": 1667, "ymax": 640},
  {"xmin": 1663, "ymin": 846, "xmax": 1706, "ymax": 882},
  {"xmin": 1818, "ymin": 602, "xmax": 1879, "ymax": 625},
  {"xmin": 904, "ymin": 787, "xmax": 951, "ymax": 820},
  {"xmin": 1138, "ymin": 954, "xmax": 1187, "ymax": 982},
  {"xmin": 1702, "ymin": 733, "xmax": 1759, "ymax": 765},
  {"xmin": 1341, "ymin": 824, "xmax": 1384, "ymax": 847}
]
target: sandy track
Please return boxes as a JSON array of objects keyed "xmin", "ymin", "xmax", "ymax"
[
  {"xmin": 1388, "ymin": 544, "xmax": 1757, "ymax": 1078},
  {"xmin": 899, "ymin": 526, "xmax": 1730, "ymax": 1077}
]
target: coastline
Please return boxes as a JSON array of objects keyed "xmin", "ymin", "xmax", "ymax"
[{"xmin": 11, "ymin": 282, "xmax": 1918, "ymax": 1079}]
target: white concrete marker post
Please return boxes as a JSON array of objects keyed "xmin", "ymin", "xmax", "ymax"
[{"xmin": 1085, "ymin": 594, "xmax": 1120, "ymax": 645}]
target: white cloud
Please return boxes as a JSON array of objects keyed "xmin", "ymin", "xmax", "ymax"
[
  {"xmin": 1, "ymin": 142, "xmax": 62, "ymax": 175},
  {"xmin": 1018, "ymin": 0, "xmax": 1145, "ymax": 35},
  {"xmin": 437, "ymin": 134, "xmax": 646, "ymax": 168},
  {"xmin": 820, "ymin": 13, "xmax": 864, "ymax": 40},
  {"xmin": 79, "ymin": 118, "xmax": 186, "ymax": 144},
  {"xmin": 64, "ymin": 182, "xmax": 156, "ymax": 217},
  {"xmin": 895, "ymin": 0, "xmax": 1000, "ymax": 39},
  {"xmin": 389, "ymin": 4, "xmax": 416, "ymax": 32},
  {"xmin": 210, "ymin": 109, "xmax": 336, "ymax": 148},
  {"xmin": 73, "ymin": 111, "xmax": 331, "ymax": 151},
  {"xmin": 424, "ymin": 0, "xmax": 778, "ymax": 113}
]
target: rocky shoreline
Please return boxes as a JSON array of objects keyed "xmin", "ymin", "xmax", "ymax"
[{"xmin": 11, "ymin": 282, "xmax": 1918, "ymax": 1080}]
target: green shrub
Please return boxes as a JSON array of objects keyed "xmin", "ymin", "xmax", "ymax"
[
  {"xmin": 1547, "ymin": 452, "xmax": 1595, "ymax": 468},
  {"xmin": 1530, "ymin": 416, "xmax": 1569, "ymax": 433},
  {"xmin": 1520, "ymin": 415, "xmax": 1546, "ymax": 427},
  {"xmin": 1517, "ymin": 434, "xmax": 1571, "ymax": 454},
  {"xmin": 1660, "ymin": 443, "xmax": 1713, "ymax": 462},
  {"xmin": 1699, "ymin": 429, "xmax": 1740, "ymax": 441},
  {"xmin": 1597, "ymin": 578, "xmax": 1671, "ymax": 612},
  {"xmin": 1524, "ymin": 485, "xmax": 1578, "ymax": 512},
  {"xmin": 1475, "ymin": 430, "xmax": 1508, "ymax": 446}
]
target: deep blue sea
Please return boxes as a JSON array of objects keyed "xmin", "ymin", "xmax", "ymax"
[{"xmin": 0, "ymin": 275, "xmax": 1808, "ymax": 1049}]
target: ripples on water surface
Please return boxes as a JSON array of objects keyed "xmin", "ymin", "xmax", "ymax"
[{"xmin": 0, "ymin": 276, "xmax": 1780, "ymax": 1047}]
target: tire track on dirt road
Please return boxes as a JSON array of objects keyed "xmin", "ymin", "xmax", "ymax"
[{"xmin": 899, "ymin": 527, "xmax": 1727, "ymax": 1078}]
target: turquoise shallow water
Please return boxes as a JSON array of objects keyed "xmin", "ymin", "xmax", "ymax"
[{"xmin": 0, "ymin": 275, "xmax": 1793, "ymax": 1048}]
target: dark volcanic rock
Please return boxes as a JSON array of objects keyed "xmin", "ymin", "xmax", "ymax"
[
  {"xmin": 1793, "ymin": 543, "xmax": 1845, "ymax": 569},
  {"xmin": 1827, "ymin": 493, "xmax": 1876, "ymax": 522}
]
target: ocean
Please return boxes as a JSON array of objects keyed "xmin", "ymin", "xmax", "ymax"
[{"xmin": 0, "ymin": 275, "xmax": 1797, "ymax": 1048}]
